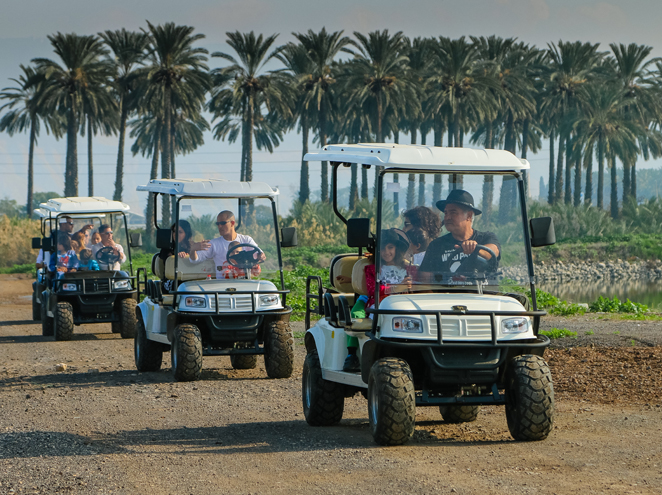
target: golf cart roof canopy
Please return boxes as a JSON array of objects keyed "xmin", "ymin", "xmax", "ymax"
[
  {"xmin": 34, "ymin": 197, "xmax": 131, "ymax": 218},
  {"xmin": 136, "ymin": 178, "xmax": 279, "ymax": 198},
  {"xmin": 304, "ymin": 143, "xmax": 530, "ymax": 172}
]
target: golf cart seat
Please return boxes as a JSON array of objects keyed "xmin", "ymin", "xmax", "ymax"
[
  {"xmin": 152, "ymin": 254, "xmax": 166, "ymax": 279},
  {"xmin": 330, "ymin": 254, "xmax": 362, "ymax": 292},
  {"xmin": 334, "ymin": 256, "xmax": 372, "ymax": 331},
  {"xmin": 164, "ymin": 256, "xmax": 216, "ymax": 281}
]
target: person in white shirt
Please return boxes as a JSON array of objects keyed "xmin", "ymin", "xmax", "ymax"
[
  {"xmin": 91, "ymin": 224, "xmax": 127, "ymax": 271},
  {"xmin": 189, "ymin": 210, "xmax": 265, "ymax": 279}
]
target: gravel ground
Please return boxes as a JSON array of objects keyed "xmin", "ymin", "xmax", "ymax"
[{"xmin": 2, "ymin": 274, "xmax": 662, "ymax": 494}]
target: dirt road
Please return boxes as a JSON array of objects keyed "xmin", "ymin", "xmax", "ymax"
[{"xmin": 1, "ymin": 274, "xmax": 661, "ymax": 494}]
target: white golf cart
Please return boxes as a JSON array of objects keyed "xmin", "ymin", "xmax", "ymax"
[
  {"xmin": 134, "ymin": 178, "xmax": 297, "ymax": 382},
  {"xmin": 302, "ymin": 144, "xmax": 557, "ymax": 445},
  {"xmin": 32, "ymin": 197, "xmax": 141, "ymax": 341}
]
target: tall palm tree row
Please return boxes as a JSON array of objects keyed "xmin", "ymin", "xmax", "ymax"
[{"xmin": 3, "ymin": 26, "xmax": 662, "ymax": 223}]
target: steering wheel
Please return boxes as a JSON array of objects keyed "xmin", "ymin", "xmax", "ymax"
[
  {"xmin": 95, "ymin": 246, "xmax": 121, "ymax": 265},
  {"xmin": 446, "ymin": 244, "xmax": 499, "ymax": 275},
  {"xmin": 227, "ymin": 243, "xmax": 263, "ymax": 270}
]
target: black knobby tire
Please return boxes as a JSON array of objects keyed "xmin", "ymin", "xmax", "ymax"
[
  {"xmin": 171, "ymin": 324, "xmax": 203, "ymax": 382},
  {"xmin": 41, "ymin": 298, "xmax": 54, "ymax": 337},
  {"xmin": 230, "ymin": 353, "xmax": 258, "ymax": 370},
  {"xmin": 368, "ymin": 358, "xmax": 416, "ymax": 446},
  {"xmin": 111, "ymin": 321, "xmax": 121, "ymax": 334},
  {"xmin": 32, "ymin": 289, "xmax": 41, "ymax": 321},
  {"xmin": 505, "ymin": 354, "xmax": 554, "ymax": 441},
  {"xmin": 302, "ymin": 349, "xmax": 345, "ymax": 426},
  {"xmin": 439, "ymin": 405, "xmax": 480, "ymax": 423},
  {"xmin": 134, "ymin": 315, "xmax": 163, "ymax": 372},
  {"xmin": 263, "ymin": 320, "xmax": 294, "ymax": 379},
  {"xmin": 119, "ymin": 298, "xmax": 137, "ymax": 339},
  {"xmin": 54, "ymin": 302, "xmax": 74, "ymax": 341}
]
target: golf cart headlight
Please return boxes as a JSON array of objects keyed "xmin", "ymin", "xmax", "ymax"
[
  {"xmin": 392, "ymin": 317, "xmax": 423, "ymax": 333},
  {"xmin": 62, "ymin": 283, "xmax": 77, "ymax": 291},
  {"xmin": 113, "ymin": 280, "xmax": 131, "ymax": 290},
  {"xmin": 185, "ymin": 296, "xmax": 206, "ymax": 308},
  {"xmin": 502, "ymin": 317, "xmax": 530, "ymax": 334},
  {"xmin": 260, "ymin": 294, "xmax": 280, "ymax": 306}
]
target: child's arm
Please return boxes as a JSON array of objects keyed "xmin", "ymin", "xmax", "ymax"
[{"xmin": 90, "ymin": 260, "xmax": 100, "ymax": 271}]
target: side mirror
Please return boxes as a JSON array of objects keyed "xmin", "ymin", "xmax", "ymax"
[
  {"xmin": 347, "ymin": 218, "xmax": 371, "ymax": 248},
  {"xmin": 155, "ymin": 228, "xmax": 173, "ymax": 250},
  {"xmin": 32, "ymin": 237, "xmax": 41, "ymax": 249},
  {"xmin": 530, "ymin": 217, "xmax": 556, "ymax": 247},
  {"xmin": 42, "ymin": 237, "xmax": 53, "ymax": 252},
  {"xmin": 130, "ymin": 233, "xmax": 143, "ymax": 248},
  {"xmin": 280, "ymin": 227, "xmax": 297, "ymax": 248}
]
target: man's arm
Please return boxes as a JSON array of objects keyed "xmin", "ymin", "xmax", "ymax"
[
  {"xmin": 115, "ymin": 244, "xmax": 127, "ymax": 264},
  {"xmin": 189, "ymin": 240, "xmax": 213, "ymax": 262}
]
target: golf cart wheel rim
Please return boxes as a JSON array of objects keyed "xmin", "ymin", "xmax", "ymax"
[
  {"xmin": 369, "ymin": 384, "xmax": 379, "ymax": 430},
  {"xmin": 303, "ymin": 368, "xmax": 312, "ymax": 410}
]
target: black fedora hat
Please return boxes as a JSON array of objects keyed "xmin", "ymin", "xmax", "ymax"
[
  {"xmin": 436, "ymin": 189, "xmax": 482, "ymax": 215},
  {"xmin": 380, "ymin": 228, "xmax": 410, "ymax": 252}
]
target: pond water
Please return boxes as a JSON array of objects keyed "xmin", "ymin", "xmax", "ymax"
[{"xmin": 539, "ymin": 279, "xmax": 662, "ymax": 311}]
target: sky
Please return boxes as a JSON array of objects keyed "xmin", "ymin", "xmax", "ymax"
[{"xmin": 1, "ymin": 0, "xmax": 662, "ymax": 216}]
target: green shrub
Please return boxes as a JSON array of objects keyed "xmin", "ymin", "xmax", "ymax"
[
  {"xmin": 549, "ymin": 302, "xmax": 587, "ymax": 316},
  {"xmin": 539, "ymin": 328, "xmax": 577, "ymax": 339},
  {"xmin": 589, "ymin": 296, "xmax": 648, "ymax": 314}
]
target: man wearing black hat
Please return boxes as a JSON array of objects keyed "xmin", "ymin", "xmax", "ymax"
[{"xmin": 418, "ymin": 189, "xmax": 500, "ymax": 283}]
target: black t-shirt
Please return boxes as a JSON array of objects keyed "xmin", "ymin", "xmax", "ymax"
[{"xmin": 419, "ymin": 230, "xmax": 501, "ymax": 280}]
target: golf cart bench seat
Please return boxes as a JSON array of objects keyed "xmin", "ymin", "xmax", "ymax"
[
  {"xmin": 324, "ymin": 255, "xmax": 373, "ymax": 331},
  {"xmin": 150, "ymin": 253, "xmax": 216, "ymax": 282}
]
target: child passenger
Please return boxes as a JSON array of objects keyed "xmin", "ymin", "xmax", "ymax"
[
  {"xmin": 405, "ymin": 227, "xmax": 431, "ymax": 266},
  {"xmin": 49, "ymin": 233, "xmax": 79, "ymax": 279},
  {"xmin": 78, "ymin": 249, "xmax": 100, "ymax": 271},
  {"xmin": 219, "ymin": 241, "xmax": 262, "ymax": 279},
  {"xmin": 343, "ymin": 229, "xmax": 416, "ymax": 372}
]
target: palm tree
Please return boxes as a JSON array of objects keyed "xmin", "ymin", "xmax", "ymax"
[
  {"xmin": 99, "ymin": 29, "xmax": 149, "ymax": 201},
  {"xmin": 140, "ymin": 21, "xmax": 210, "ymax": 223},
  {"xmin": 291, "ymin": 28, "xmax": 352, "ymax": 203},
  {"xmin": 540, "ymin": 40, "xmax": 602, "ymax": 205},
  {"xmin": 0, "ymin": 65, "xmax": 62, "ymax": 217},
  {"xmin": 31, "ymin": 33, "xmax": 113, "ymax": 196},
  {"xmin": 344, "ymin": 30, "xmax": 416, "ymax": 194},
  {"xmin": 210, "ymin": 31, "xmax": 291, "ymax": 204}
]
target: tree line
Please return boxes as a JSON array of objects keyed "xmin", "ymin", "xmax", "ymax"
[{"xmin": 2, "ymin": 23, "xmax": 662, "ymax": 235}]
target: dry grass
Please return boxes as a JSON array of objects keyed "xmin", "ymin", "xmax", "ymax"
[{"xmin": 0, "ymin": 216, "xmax": 41, "ymax": 268}]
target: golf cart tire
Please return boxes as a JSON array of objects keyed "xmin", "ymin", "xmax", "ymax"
[
  {"xmin": 368, "ymin": 358, "xmax": 415, "ymax": 446},
  {"xmin": 41, "ymin": 300, "xmax": 54, "ymax": 337},
  {"xmin": 439, "ymin": 405, "xmax": 480, "ymax": 423},
  {"xmin": 54, "ymin": 302, "xmax": 74, "ymax": 341},
  {"xmin": 171, "ymin": 324, "xmax": 203, "ymax": 382},
  {"xmin": 230, "ymin": 354, "xmax": 258, "ymax": 370},
  {"xmin": 119, "ymin": 298, "xmax": 137, "ymax": 339},
  {"xmin": 111, "ymin": 321, "xmax": 121, "ymax": 334},
  {"xmin": 302, "ymin": 349, "xmax": 345, "ymax": 426},
  {"xmin": 505, "ymin": 354, "xmax": 554, "ymax": 441},
  {"xmin": 135, "ymin": 316, "xmax": 163, "ymax": 372},
  {"xmin": 32, "ymin": 290, "xmax": 41, "ymax": 321},
  {"xmin": 264, "ymin": 320, "xmax": 294, "ymax": 379}
]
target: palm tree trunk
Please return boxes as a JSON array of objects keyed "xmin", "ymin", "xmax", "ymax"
[
  {"xmin": 610, "ymin": 154, "xmax": 618, "ymax": 219},
  {"xmin": 27, "ymin": 119, "xmax": 36, "ymax": 218},
  {"xmin": 433, "ymin": 114, "xmax": 443, "ymax": 200},
  {"xmin": 145, "ymin": 122, "xmax": 161, "ymax": 248},
  {"xmin": 573, "ymin": 148, "xmax": 581, "ymax": 206},
  {"xmin": 65, "ymin": 96, "xmax": 78, "ymax": 197},
  {"xmin": 483, "ymin": 121, "xmax": 494, "ymax": 224},
  {"xmin": 631, "ymin": 163, "xmax": 637, "ymax": 203},
  {"xmin": 361, "ymin": 165, "xmax": 369, "ymax": 200},
  {"xmin": 623, "ymin": 161, "xmax": 631, "ymax": 204},
  {"xmin": 555, "ymin": 132, "xmax": 565, "ymax": 205},
  {"xmin": 584, "ymin": 146, "xmax": 593, "ymax": 205},
  {"xmin": 246, "ymin": 93, "xmax": 255, "ymax": 222},
  {"xmin": 161, "ymin": 89, "xmax": 172, "ymax": 226},
  {"xmin": 349, "ymin": 164, "xmax": 358, "ymax": 210},
  {"xmin": 299, "ymin": 115, "xmax": 310, "ymax": 204},
  {"xmin": 521, "ymin": 119, "xmax": 530, "ymax": 198},
  {"xmin": 564, "ymin": 134, "xmax": 572, "ymax": 205},
  {"xmin": 320, "ymin": 100, "xmax": 328, "ymax": 203},
  {"xmin": 499, "ymin": 115, "xmax": 516, "ymax": 223},
  {"xmin": 170, "ymin": 129, "xmax": 176, "ymax": 222},
  {"xmin": 113, "ymin": 95, "xmax": 128, "ymax": 201},
  {"xmin": 418, "ymin": 129, "xmax": 426, "ymax": 206},
  {"xmin": 87, "ymin": 119, "xmax": 94, "ymax": 196},
  {"xmin": 393, "ymin": 129, "xmax": 399, "ymax": 215},
  {"xmin": 597, "ymin": 136, "xmax": 605, "ymax": 209},
  {"xmin": 373, "ymin": 96, "xmax": 384, "ymax": 196},
  {"xmin": 548, "ymin": 129, "xmax": 555, "ymax": 204}
]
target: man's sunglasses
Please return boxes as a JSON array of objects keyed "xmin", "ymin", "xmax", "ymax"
[
  {"xmin": 215, "ymin": 221, "xmax": 233, "ymax": 226},
  {"xmin": 101, "ymin": 231, "xmax": 113, "ymax": 235}
]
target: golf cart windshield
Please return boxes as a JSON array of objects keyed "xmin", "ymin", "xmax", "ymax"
[
  {"xmin": 176, "ymin": 197, "xmax": 282, "ymax": 281},
  {"xmin": 379, "ymin": 171, "xmax": 528, "ymax": 294}
]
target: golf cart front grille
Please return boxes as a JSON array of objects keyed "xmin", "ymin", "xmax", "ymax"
[
  {"xmin": 84, "ymin": 279, "xmax": 110, "ymax": 293},
  {"xmin": 209, "ymin": 295, "xmax": 253, "ymax": 311},
  {"xmin": 429, "ymin": 316, "xmax": 492, "ymax": 340}
]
